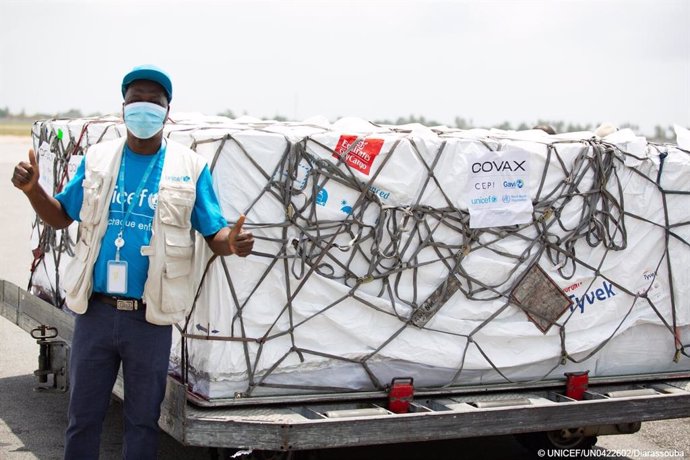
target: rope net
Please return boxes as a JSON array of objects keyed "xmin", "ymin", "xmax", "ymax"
[{"xmin": 29, "ymin": 116, "xmax": 690, "ymax": 400}]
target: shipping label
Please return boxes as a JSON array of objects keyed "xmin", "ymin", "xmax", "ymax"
[
  {"xmin": 332, "ymin": 135, "xmax": 384, "ymax": 175},
  {"xmin": 467, "ymin": 147, "xmax": 533, "ymax": 228}
]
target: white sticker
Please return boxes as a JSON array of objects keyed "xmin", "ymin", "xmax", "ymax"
[
  {"xmin": 68, "ymin": 155, "xmax": 83, "ymax": 181},
  {"xmin": 467, "ymin": 147, "xmax": 533, "ymax": 228},
  {"xmin": 37, "ymin": 141, "xmax": 55, "ymax": 193}
]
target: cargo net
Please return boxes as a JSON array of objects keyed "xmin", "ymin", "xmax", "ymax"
[
  {"xmin": 28, "ymin": 118, "xmax": 124, "ymax": 307},
  {"xmin": 26, "ymin": 118, "xmax": 690, "ymax": 398},
  {"xmin": 176, "ymin": 126, "xmax": 690, "ymax": 398},
  {"xmin": 27, "ymin": 115, "xmax": 239, "ymax": 306}
]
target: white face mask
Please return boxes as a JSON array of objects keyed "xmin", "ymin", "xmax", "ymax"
[{"xmin": 123, "ymin": 102, "xmax": 167, "ymax": 139}]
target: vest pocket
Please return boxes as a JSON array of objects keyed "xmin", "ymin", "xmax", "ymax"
[
  {"xmin": 79, "ymin": 174, "xmax": 107, "ymax": 224},
  {"xmin": 62, "ymin": 239, "xmax": 90, "ymax": 294},
  {"xmin": 158, "ymin": 184, "xmax": 195, "ymax": 228},
  {"xmin": 161, "ymin": 259, "xmax": 193, "ymax": 313},
  {"xmin": 165, "ymin": 231, "xmax": 194, "ymax": 258}
]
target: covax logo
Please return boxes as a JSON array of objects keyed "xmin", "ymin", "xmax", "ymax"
[{"xmin": 471, "ymin": 160, "xmax": 526, "ymax": 174}]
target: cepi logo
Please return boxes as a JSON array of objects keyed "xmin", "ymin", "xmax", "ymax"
[
  {"xmin": 503, "ymin": 179, "xmax": 525, "ymax": 189},
  {"xmin": 470, "ymin": 195, "xmax": 497, "ymax": 205}
]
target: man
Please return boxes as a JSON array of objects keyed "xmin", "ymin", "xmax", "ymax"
[{"xmin": 11, "ymin": 64, "xmax": 254, "ymax": 459}]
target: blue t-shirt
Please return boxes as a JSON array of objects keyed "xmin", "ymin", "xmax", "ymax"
[{"xmin": 56, "ymin": 141, "xmax": 227, "ymax": 299}]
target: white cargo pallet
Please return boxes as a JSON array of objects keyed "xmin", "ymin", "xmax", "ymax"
[{"xmin": 26, "ymin": 116, "xmax": 690, "ymax": 401}]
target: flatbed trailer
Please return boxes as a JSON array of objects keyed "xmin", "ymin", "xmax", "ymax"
[{"xmin": 3, "ymin": 279, "xmax": 689, "ymax": 458}]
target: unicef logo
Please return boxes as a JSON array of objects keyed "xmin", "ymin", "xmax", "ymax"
[
  {"xmin": 470, "ymin": 195, "xmax": 497, "ymax": 205},
  {"xmin": 316, "ymin": 188, "xmax": 328, "ymax": 206},
  {"xmin": 340, "ymin": 200, "xmax": 353, "ymax": 214},
  {"xmin": 148, "ymin": 193, "xmax": 158, "ymax": 209}
]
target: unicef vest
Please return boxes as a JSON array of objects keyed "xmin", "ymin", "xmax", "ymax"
[{"xmin": 62, "ymin": 137, "xmax": 207, "ymax": 325}]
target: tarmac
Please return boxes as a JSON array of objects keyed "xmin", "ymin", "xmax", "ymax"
[{"xmin": 1, "ymin": 135, "xmax": 688, "ymax": 459}]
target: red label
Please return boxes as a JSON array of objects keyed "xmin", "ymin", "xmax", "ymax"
[
  {"xmin": 563, "ymin": 282, "xmax": 582, "ymax": 293},
  {"xmin": 332, "ymin": 135, "xmax": 384, "ymax": 175}
]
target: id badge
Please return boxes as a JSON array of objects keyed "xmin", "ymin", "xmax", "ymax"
[{"xmin": 107, "ymin": 260, "xmax": 128, "ymax": 295}]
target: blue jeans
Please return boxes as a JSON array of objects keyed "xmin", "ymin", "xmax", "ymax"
[{"xmin": 64, "ymin": 298, "xmax": 172, "ymax": 459}]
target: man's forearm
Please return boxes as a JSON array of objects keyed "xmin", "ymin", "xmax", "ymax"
[
  {"xmin": 25, "ymin": 186, "xmax": 73, "ymax": 229},
  {"xmin": 204, "ymin": 217, "xmax": 253, "ymax": 257},
  {"xmin": 205, "ymin": 227, "xmax": 233, "ymax": 256}
]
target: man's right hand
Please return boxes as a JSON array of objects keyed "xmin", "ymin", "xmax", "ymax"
[
  {"xmin": 10, "ymin": 148, "xmax": 72, "ymax": 230},
  {"xmin": 11, "ymin": 148, "xmax": 40, "ymax": 194}
]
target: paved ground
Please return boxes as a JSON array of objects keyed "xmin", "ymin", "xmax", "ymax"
[{"xmin": 1, "ymin": 136, "xmax": 688, "ymax": 459}]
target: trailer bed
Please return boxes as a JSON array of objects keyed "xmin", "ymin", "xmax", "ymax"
[{"xmin": 2, "ymin": 280, "xmax": 689, "ymax": 451}]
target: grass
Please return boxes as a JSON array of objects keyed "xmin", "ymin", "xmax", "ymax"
[{"xmin": 0, "ymin": 122, "xmax": 33, "ymax": 137}]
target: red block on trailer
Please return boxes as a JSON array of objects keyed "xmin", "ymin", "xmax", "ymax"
[{"xmin": 388, "ymin": 377, "xmax": 414, "ymax": 414}]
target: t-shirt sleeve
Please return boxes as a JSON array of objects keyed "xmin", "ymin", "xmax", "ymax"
[
  {"xmin": 54, "ymin": 156, "xmax": 86, "ymax": 222},
  {"xmin": 191, "ymin": 165, "xmax": 228, "ymax": 237}
]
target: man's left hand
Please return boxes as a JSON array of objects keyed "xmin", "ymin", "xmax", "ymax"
[{"xmin": 228, "ymin": 214, "xmax": 254, "ymax": 257}]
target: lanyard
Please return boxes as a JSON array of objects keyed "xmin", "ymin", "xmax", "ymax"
[{"xmin": 113, "ymin": 143, "xmax": 166, "ymax": 260}]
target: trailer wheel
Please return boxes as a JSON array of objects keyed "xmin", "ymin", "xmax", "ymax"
[{"xmin": 516, "ymin": 429, "xmax": 597, "ymax": 456}]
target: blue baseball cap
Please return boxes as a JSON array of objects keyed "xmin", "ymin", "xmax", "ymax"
[{"xmin": 121, "ymin": 64, "xmax": 173, "ymax": 102}]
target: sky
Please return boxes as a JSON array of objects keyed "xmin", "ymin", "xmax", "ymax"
[{"xmin": 1, "ymin": 0, "xmax": 688, "ymax": 134}]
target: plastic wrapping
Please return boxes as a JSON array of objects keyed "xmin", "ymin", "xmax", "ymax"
[{"xmin": 29, "ymin": 116, "xmax": 690, "ymax": 400}]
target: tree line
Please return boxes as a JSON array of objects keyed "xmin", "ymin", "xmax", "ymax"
[
  {"xmin": 1, "ymin": 107, "xmax": 680, "ymax": 143},
  {"xmin": 372, "ymin": 115, "xmax": 679, "ymax": 143}
]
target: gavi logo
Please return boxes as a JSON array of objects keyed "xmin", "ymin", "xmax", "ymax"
[
  {"xmin": 568, "ymin": 281, "xmax": 616, "ymax": 314},
  {"xmin": 503, "ymin": 179, "xmax": 525, "ymax": 189}
]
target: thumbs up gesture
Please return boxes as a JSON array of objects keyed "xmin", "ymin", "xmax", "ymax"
[
  {"xmin": 11, "ymin": 148, "xmax": 40, "ymax": 194},
  {"xmin": 228, "ymin": 214, "xmax": 254, "ymax": 257}
]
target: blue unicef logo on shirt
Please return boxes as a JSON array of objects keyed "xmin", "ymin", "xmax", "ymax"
[
  {"xmin": 108, "ymin": 185, "xmax": 159, "ymax": 231},
  {"xmin": 148, "ymin": 192, "xmax": 158, "ymax": 208},
  {"xmin": 111, "ymin": 186, "xmax": 159, "ymax": 212}
]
